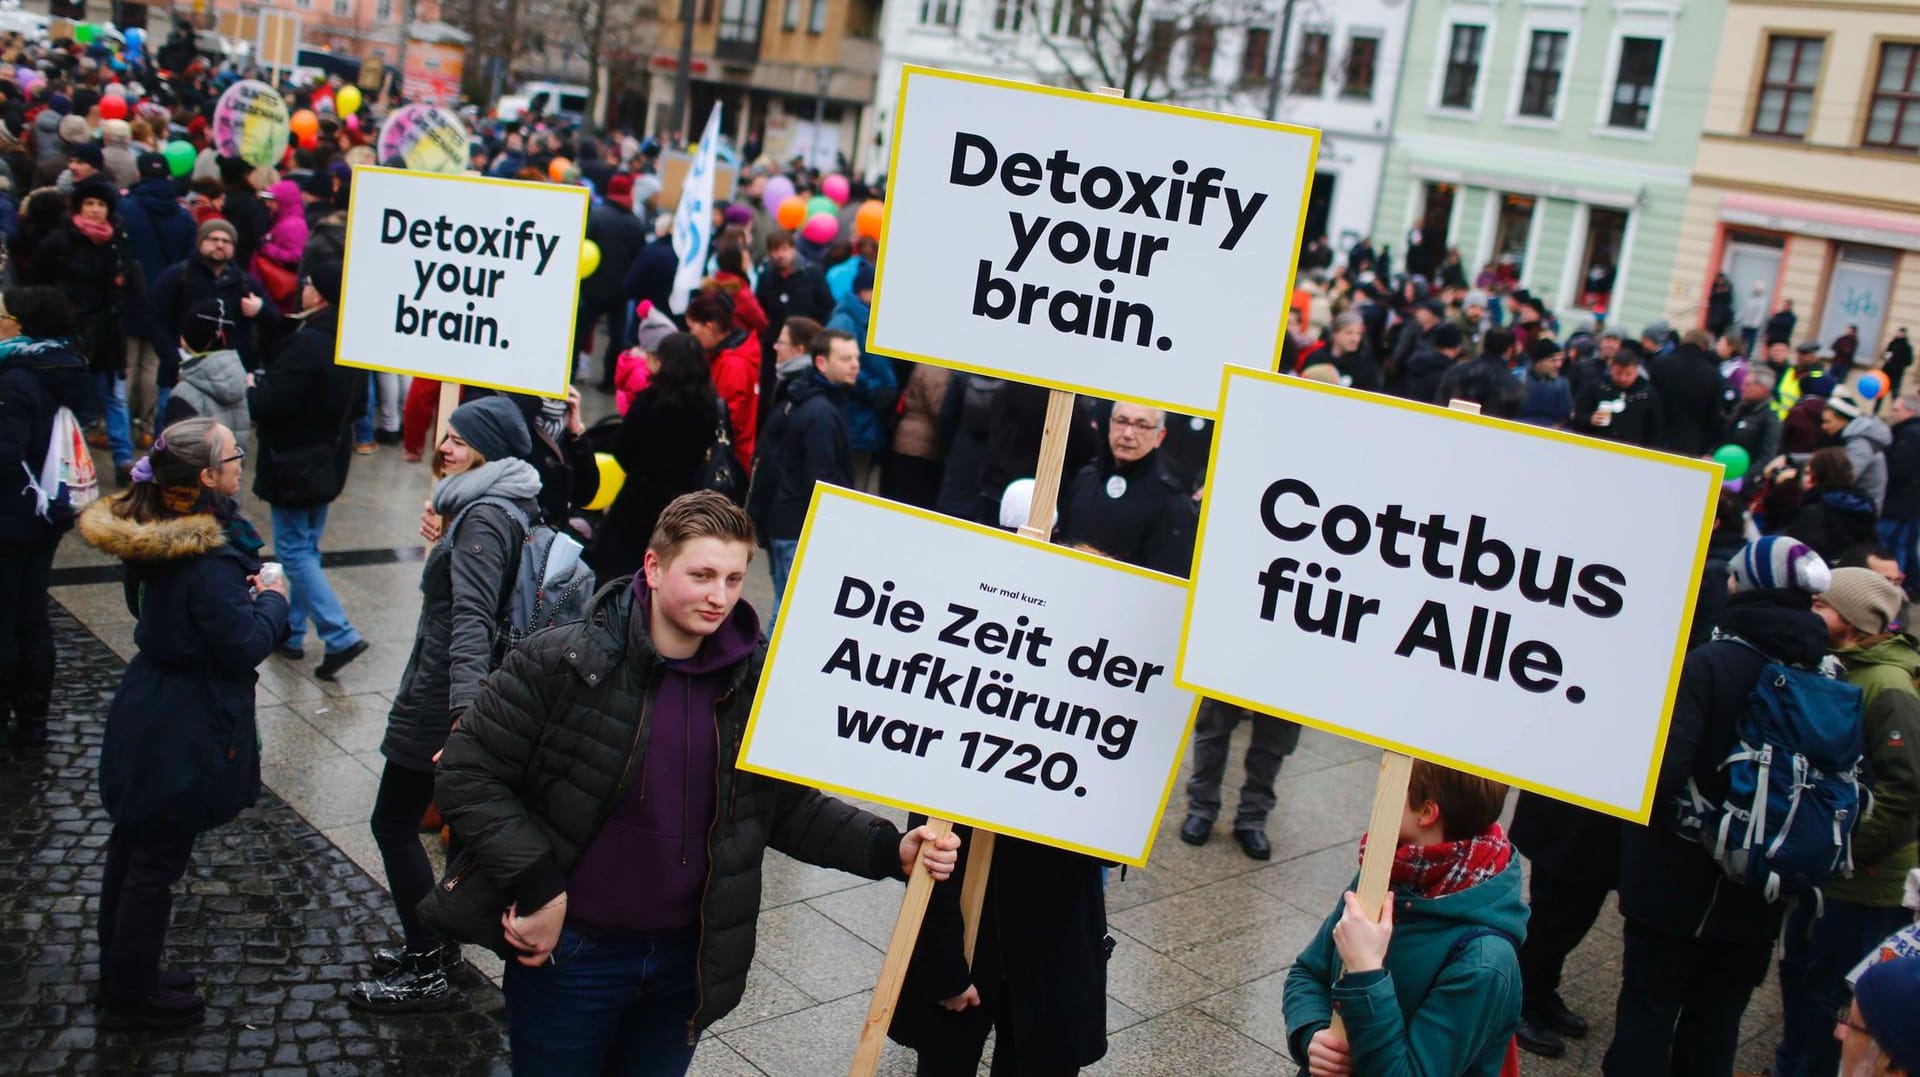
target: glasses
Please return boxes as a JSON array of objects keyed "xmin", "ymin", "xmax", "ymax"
[
  {"xmin": 1112, "ymin": 418, "xmax": 1163, "ymax": 433},
  {"xmin": 1835, "ymin": 1006, "xmax": 1872, "ymax": 1036},
  {"xmin": 219, "ymin": 446, "xmax": 247, "ymax": 465},
  {"xmin": 202, "ymin": 235, "xmax": 233, "ymax": 245}
]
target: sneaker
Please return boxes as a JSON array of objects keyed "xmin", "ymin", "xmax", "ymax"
[
  {"xmin": 347, "ymin": 957, "xmax": 455, "ymax": 1013},
  {"xmin": 356, "ymin": 442, "xmax": 376, "ymax": 455},
  {"xmin": 99, "ymin": 988, "xmax": 206, "ymax": 1029},
  {"xmin": 315, "ymin": 640, "xmax": 370, "ymax": 681},
  {"xmin": 369, "ymin": 943, "xmax": 462, "ymax": 978}
]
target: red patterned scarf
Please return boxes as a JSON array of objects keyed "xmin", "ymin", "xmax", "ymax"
[{"xmin": 1358, "ymin": 823, "xmax": 1514, "ymax": 899}]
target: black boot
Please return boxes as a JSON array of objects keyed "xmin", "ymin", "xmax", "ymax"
[
  {"xmin": 1516, "ymin": 1009, "xmax": 1567, "ymax": 1058},
  {"xmin": 347, "ymin": 947, "xmax": 456, "ymax": 1013},
  {"xmin": 99, "ymin": 988, "xmax": 206, "ymax": 1029},
  {"xmin": 10, "ymin": 658, "xmax": 52, "ymax": 746},
  {"xmin": 368, "ymin": 941, "xmax": 462, "ymax": 978},
  {"xmin": 1536, "ymin": 992, "xmax": 1589, "ymax": 1038}
]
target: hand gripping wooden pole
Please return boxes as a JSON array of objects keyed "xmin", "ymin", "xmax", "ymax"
[{"xmin": 849, "ymin": 819, "xmax": 953, "ymax": 1074}]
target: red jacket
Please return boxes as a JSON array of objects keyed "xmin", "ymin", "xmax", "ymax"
[{"xmin": 709, "ymin": 333, "xmax": 760, "ymax": 471}]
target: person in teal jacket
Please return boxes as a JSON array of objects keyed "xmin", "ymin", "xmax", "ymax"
[
  {"xmin": 1284, "ymin": 760, "xmax": 1527, "ymax": 1077},
  {"xmin": 824, "ymin": 260, "xmax": 897, "ymax": 484}
]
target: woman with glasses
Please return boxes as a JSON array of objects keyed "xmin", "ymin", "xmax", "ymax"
[
  {"xmin": 76, "ymin": 415, "xmax": 290, "ymax": 1029},
  {"xmin": 0, "ymin": 286, "xmax": 92, "ymax": 747}
]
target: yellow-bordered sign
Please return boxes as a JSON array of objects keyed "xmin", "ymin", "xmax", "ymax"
[
  {"xmin": 1177, "ymin": 366, "xmax": 1723, "ymax": 823},
  {"xmin": 868, "ymin": 65, "xmax": 1321, "ymax": 417},
  {"xmin": 737, "ymin": 485, "xmax": 1201, "ymax": 866},
  {"xmin": 335, "ymin": 165, "xmax": 588, "ymax": 400}
]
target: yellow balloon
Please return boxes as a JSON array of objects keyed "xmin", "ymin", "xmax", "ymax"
[
  {"xmin": 335, "ymin": 84, "xmax": 362, "ymax": 116},
  {"xmin": 578, "ymin": 239, "xmax": 601, "ymax": 279},
  {"xmin": 585, "ymin": 452, "xmax": 625, "ymax": 511}
]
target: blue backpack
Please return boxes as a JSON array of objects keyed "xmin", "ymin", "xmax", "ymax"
[
  {"xmin": 445, "ymin": 496, "xmax": 597, "ymax": 664},
  {"xmin": 1677, "ymin": 636, "xmax": 1868, "ymax": 902}
]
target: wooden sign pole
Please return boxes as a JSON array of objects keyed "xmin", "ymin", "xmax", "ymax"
[
  {"xmin": 848, "ymin": 818, "xmax": 954, "ymax": 1074},
  {"xmin": 1329, "ymin": 398, "xmax": 1480, "ymax": 1044},
  {"xmin": 425, "ymin": 381, "xmax": 461, "ymax": 542}
]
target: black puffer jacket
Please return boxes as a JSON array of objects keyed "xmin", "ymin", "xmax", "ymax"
[
  {"xmin": 248, "ymin": 307, "xmax": 359, "ymax": 508},
  {"xmin": 425, "ymin": 581, "xmax": 907, "ymax": 1034},
  {"xmin": 1617, "ymin": 590, "xmax": 1827, "ymax": 943}
]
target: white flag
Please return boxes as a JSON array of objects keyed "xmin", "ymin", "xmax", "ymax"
[{"xmin": 670, "ymin": 105, "xmax": 722, "ymax": 316}]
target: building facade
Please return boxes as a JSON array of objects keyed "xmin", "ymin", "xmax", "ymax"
[
  {"xmin": 867, "ymin": 0, "xmax": 1410, "ymax": 252},
  {"xmin": 1374, "ymin": 0, "xmax": 1726, "ymax": 332},
  {"xmin": 647, "ymin": 0, "xmax": 880, "ymax": 170},
  {"xmin": 1662, "ymin": 0, "xmax": 1920, "ymax": 356}
]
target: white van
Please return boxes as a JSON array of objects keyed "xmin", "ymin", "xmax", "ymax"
[{"xmin": 496, "ymin": 81, "xmax": 590, "ymax": 124}]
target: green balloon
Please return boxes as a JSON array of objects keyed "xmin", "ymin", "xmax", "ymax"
[
  {"xmin": 1712, "ymin": 443, "xmax": 1751, "ymax": 481},
  {"xmin": 807, "ymin": 195, "xmax": 837, "ymax": 219},
  {"xmin": 164, "ymin": 139, "xmax": 197, "ymax": 178},
  {"xmin": 74, "ymin": 23, "xmax": 94, "ymax": 43}
]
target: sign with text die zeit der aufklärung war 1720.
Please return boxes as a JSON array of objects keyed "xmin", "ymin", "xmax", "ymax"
[
  {"xmin": 737, "ymin": 487, "xmax": 1199, "ymax": 866},
  {"xmin": 867, "ymin": 66, "xmax": 1319, "ymax": 416},
  {"xmin": 1178, "ymin": 369, "xmax": 1724, "ymax": 822},
  {"xmin": 335, "ymin": 165, "xmax": 587, "ymax": 399}
]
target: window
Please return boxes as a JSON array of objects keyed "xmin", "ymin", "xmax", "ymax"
[
  {"xmin": 1048, "ymin": 0, "xmax": 1095, "ymax": 38},
  {"xmin": 1580, "ymin": 208, "xmax": 1628, "ymax": 310},
  {"xmin": 1440, "ymin": 24, "xmax": 1484, "ymax": 109},
  {"xmin": 809, "ymin": 0, "xmax": 828, "ymax": 31},
  {"xmin": 1145, "ymin": 19, "xmax": 1176, "ymax": 79},
  {"xmin": 1518, "ymin": 30, "xmax": 1568, "ymax": 117},
  {"xmin": 990, "ymin": 0, "xmax": 1021, "ymax": 32},
  {"xmin": 917, "ymin": 0, "xmax": 958, "ymax": 27},
  {"xmin": 1491, "ymin": 194, "xmax": 1536, "ymax": 286},
  {"xmin": 1186, "ymin": 19, "xmax": 1216, "ymax": 82},
  {"xmin": 782, "ymin": 0, "xmax": 798, "ymax": 28},
  {"xmin": 1752, "ymin": 35, "xmax": 1823, "ymax": 138},
  {"xmin": 1607, "ymin": 37, "xmax": 1662, "ymax": 129},
  {"xmin": 376, "ymin": 0, "xmax": 392, "ymax": 20},
  {"xmin": 332, "ymin": 0, "xmax": 349, "ymax": 14},
  {"xmin": 1240, "ymin": 26, "xmax": 1270, "ymax": 84},
  {"xmin": 1292, "ymin": 30, "xmax": 1327, "ymax": 95},
  {"xmin": 1865, "ymin": 43, "xmax": 1920, "ymax": 150},
  {"xmin": 1341, "ymin": 34, "xmax": 1379, "ymax": 100},
  {"xmin": 719, "ymin": 0, "xmax": 764, "ymax": 48}
]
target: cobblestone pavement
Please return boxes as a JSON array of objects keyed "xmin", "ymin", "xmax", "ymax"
[{"xmin": 0, "ymin": 606, "xmax": 510, "ymax": 1077}]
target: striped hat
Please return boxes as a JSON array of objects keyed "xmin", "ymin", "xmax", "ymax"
[{"xmin": 1731, "ymin": 536, "xmax": 1831, "ymax": 595}]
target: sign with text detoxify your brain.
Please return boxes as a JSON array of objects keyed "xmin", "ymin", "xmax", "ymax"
[
  {"xmin": 868, "ymin": 66, "xmax": 1319, "ymax": 415},
  {"xmin": 336, "ymin": 166, "xmax": 588, "ymax": 399},
  {"xmin": 738, "ymin": 487, "xmax": 1199, "ymax": 865},
  {"xmin": 1178, "ymin": 369, "xmax": 1723, "ymax": 822}
]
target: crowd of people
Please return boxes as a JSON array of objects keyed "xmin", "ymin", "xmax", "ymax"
[{"xmin": 2, "ymin": 19, "xmax": 1919, "ymax": 1077}]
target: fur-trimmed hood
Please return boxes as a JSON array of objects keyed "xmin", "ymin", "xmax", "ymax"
[{"xmin": 77, "ymin": 500, "xmax": 228, "ymax": 562}]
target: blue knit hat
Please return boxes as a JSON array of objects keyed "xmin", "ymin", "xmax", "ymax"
[
  {"xmin": 1855, "ymin": 956, "xmax": 1920, "ymax": 1073},
  {"xmin": 1730, "ymin": 536, "xmax": 1831, "ymax": 594}
]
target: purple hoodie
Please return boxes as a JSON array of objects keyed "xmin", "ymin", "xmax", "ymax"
[{"xmin": 565, "ymin": 579, "xmax": 760, "ymax": 936}]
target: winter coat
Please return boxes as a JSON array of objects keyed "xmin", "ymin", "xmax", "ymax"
[
  {"xmin": 1510, "ymin": 792, "xmax": 1619, "ymax": 890},
  {"xmin": 1767, "ymin": 309, "xmax": 1798, "ymax": 347},
  {"xmin": 978, "ymin": 382, "xmax": 1102, "ymax": 523},
  {"xmin": 890, "ymin": 363, "xmax": 950, "ymax": 461},
  {"xmin": 934, "ymin": 373, "xmax": 1001, "ymax": 524},
  {"xmin": 1772, "ymin": 485, "xmax": 1879, "ymax": 564},
  {"xmin": 1285, "ymin": 861, "xmax": 1527, "ymax": 1077},
  {"xmin": 76, "ymin": 500, "xmax": 289, "ymax": 840},
  {"xmin": 102, "ymin": 133, "xmax": 139, "ymax": 190},
  {"xmin": 424, "ymin": 580, "xmax": 908, "ymax": 1033},
  {"xmin": 1649, "ymin": 344, "xmax": 1726, "ymax": 456},
  {"xmin": 0, "ymin": 337, "xmax": 92, "ymax": 543},
  {"xmin": 1436, "ymin": 354, "xmax": 1525, "ymax": 418},
  {"xmin": 1393, "ymin": 348, "xmax": 1455, "ymax": 407},
  {"xmin": 147, "ymin": 255, "xmax": 280, "ymax": 388},
  {"xmin": 1824, "ymin": 633, "xmax": 1920, "ymax": 908},
  {"xmin": 826, "ymin": 256, "xmax": 865, "ymax": 306},
  {"xmin": 222, "ymin": 182, "xmax": 270, "ymax": 267},
  {"xmin": 754, "ymin": 369, "xmax": 852, "ymax": 542},
  {"xmin": 622, "ymin": 235, "xmax": 677, "ymax": 320},
  {"xmin": 1058, "ymin": 450, "xmax": 1198, "ymax": 577},
  {"xmin": 1840, "ymin": 415, "xmax": 1893, "ymax": 511},
  {"xmin": 1574, "ymin": 373, "xmax": 1663, "ymax": 449},
  {"xmin": 28, "ymin": 219, "xmax": 137, "ymax": 373},
  {"xmin": 753, "ymin": 261, "xmax": 833, "ymax": 343},
  {"xmin": 247, "ymin": 307, "xmax": 359, "ymax": 508},
  {"xmin": 1883, "ymin": 417, "xmax": 1920, "ymax": 522},
  {"xmin": 708, "ymin": 330, "xmax": 760, "ymax": 472},
  {"xmin": 582, "ymin": 201, "xmax": 648, "ymax": 310},
  {"xmin": 117, "ymin": 179, "xmax": 196, "ymax": 338},
  {"xmin": 1707, "ymin": 281, "xmax": 1736, "ymax": 335},
  {"xmin": 705, "ymin": 271, "xmax": 766, "ymax": 337},
  {"xmin": 1517, "ymin": 368, "xmax": 1574, "ymax": 427},
  {"xmin": 165, "ymin": 349, "xmax": 251, "ymax": 436},
  {"xmin": 889, "ymin": 826, "xmax": 1108, "ymax": 1070},
  {"xmin": 1332, "ymin": 346, "xmax": 1385, "ymax": 393},
  {"xmin": 1726, "ymin": 399, "xmax": 1783, "ymax": 474},
  {"xmin": 825, "ymin": 291, "xmax": 895, "ymax": 454},
  {"xmin": 255, "ymin": 180, "xmax": 308, "ymax": 273},
  {"xmin": 298, "ymin": 209, "xmax": 345, "ymax": 279},
  {"xmin": 614, "ymin": 347, "xmax": 650, "ymax": 415},
  {"xmin": 1618, "ymin": 590, "xmax": 1826, "ymax": 943},
  {"xmin": 588, "ymin": 386, "xmax": 714, "ymax": 581},
  {"xmin": 384, "ymin": 478, "xmax": 539, "ymax": 772}
]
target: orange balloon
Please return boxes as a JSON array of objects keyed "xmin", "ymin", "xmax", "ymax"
[
  {"xmin": 855, "ymin": 199, "xmax": 884, "ymax": 240},
  {"xmin": 548, "ymin": 156, "xmax": 573, "ymax": 182},
  {"xmin": 776, "ymin": 195, "xmax": 808, "ymax": 231},
  {"xmin": 289, "ymin": 109, "xmax": 318, "ymax": 139}
]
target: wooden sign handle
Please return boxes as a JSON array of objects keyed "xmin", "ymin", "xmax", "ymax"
[
  {"xmin": 849, "ymin": 818, "xmax": 954, "ymax": 1076},
  {"xmin": 426, "ymin": 381, "xmax": 461, "ymax": 542}
]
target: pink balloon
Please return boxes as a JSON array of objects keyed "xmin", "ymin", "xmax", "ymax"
[
  {"xmin": 801, "ymin": 212, "xmax": 840, "ymax": 244},
  {"xmin": 822, "ymin": 173, "xmax": 850, "ymax": 206},
  {"xmin": 345, "ymin": 114, "xmax": 361, "ymax": 133}
]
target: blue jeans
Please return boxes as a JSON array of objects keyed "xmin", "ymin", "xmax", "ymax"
[
  {"xmin": 269, "ymin": 504, "xmax": 362, "ymax": 654},
  {"xmin": 1878, "ymin": 517, "xmax": 1920, "ymax": 599},
  {"xmin": 1773, "ymin": 896, "xmax": 1912, "ymax": 1077},
  {"xmin": 766, "ymin": 538, "xmax": 800, "ymax": 632},
  {"xmin": 154, "ymin": 386, "xmax": 172, "ymax": 428},
  {"xmin": 92, "ymin": 371, "xmax": 133, "ymax": 466},
  {"xmin": 354, "ymin": 373, "xmax": 376, "ymax": 445},
  {"xmin": 503, "ymin": 926, "xmax": 699, "ymax": 1077}
]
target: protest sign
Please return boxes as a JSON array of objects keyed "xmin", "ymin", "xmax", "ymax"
[
  {"xmin": 738, "ymin": 486, "xmax": 1199, "ymax": 866},
  {"xmin": 335, "ymin": 165, "xmax": 587, "ymax": 400},
  {"xmin": 867, "ymin": 66, "xmax": 1319, "ymax": 415},
  {"xmin": 212, "ymin": 80, "xmax": 290, "ymax": 169},
  {"xmin": 376, "ymin": 104, "xmax": 470, "ymax": 175},
  {"xmin": 1178, "ymin": 368, "xmax": 1722, "ymax": 822}
]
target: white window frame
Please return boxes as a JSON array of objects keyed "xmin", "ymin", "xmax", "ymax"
[
  {"xmin": 1428, "ymin": 2, "xmax": 1497, "ymax": 119},
  {"xmin": 1505, "ymin": 8, "xmax": 1580, "ymax": 129},
  {"xmin": 1289, "ymin": 22, "xmax": 1334, "ymax": 99},
  {"xmin": 1592, "ymin": 10, "xmax": 1675, "ymax": 140}
]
